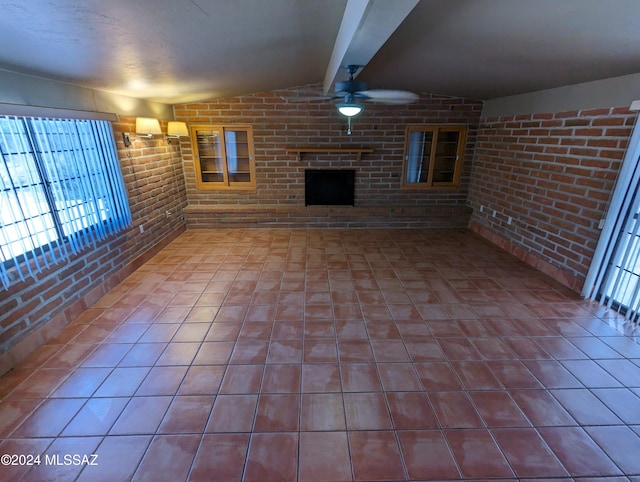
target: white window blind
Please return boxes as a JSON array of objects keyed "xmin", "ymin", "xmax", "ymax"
[
  {"xmin": 583, "ymin": 106, "xmax": 640, "ymax": 321},
  {"xmin": 0, "ymin": 115, "xmax": 131, "ymax": 289}
]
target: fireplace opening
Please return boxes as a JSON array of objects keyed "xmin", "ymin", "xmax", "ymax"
[{"xmin": 305, "ymin": 169, "xmax": 355, "ymax": 206}]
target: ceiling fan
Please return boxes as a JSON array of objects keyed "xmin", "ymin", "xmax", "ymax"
[
  {"xmin": 284, "ymin": 65, "xmax": 419, "ymax": 134},
  {"xmin": 285, "ymin": 65, "xmax": 419, "ymax": 112}
]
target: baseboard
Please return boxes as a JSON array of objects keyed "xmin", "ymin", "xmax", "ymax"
[
  {"xmin": 468, "ymin": 220, "xmax": 583, "ymax": 293},
  {"xmin": 0, "ymin": 225, "xmax": 186, "ymax": 377}
]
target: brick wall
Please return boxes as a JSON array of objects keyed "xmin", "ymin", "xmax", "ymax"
[
  {"xmin": 0, "ymin": 117, "xmax": 188, "ymax": 368},
  {"xmin": 468, "ymin": 107, "xmax": 635, "ymax": 292},
  {"xmin": 174, "ymin": 84, "xmax": 483, "ymax": 227}
]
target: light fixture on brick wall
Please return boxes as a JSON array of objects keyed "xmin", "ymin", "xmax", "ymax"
[
  {"xmin": 166, "ymin": 121, "xmax": 189, "ymax": 143},
  {"xmin": 135, "ymin": 117, "xmax": 162, "ymax": 138}
]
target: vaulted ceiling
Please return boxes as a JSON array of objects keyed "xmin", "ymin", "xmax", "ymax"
[{"xmin": 1, "ymin": 0, "xmax": 640, "ymax": 105}]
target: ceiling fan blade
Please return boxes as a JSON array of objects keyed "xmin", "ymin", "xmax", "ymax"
[{"xmin": 359, "ymin": 89, "xmax": 420, "ymax": 104}]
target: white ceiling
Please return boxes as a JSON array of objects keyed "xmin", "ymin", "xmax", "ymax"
[{"xmin": 1, "ymin": 0, "xmax": 640, "ymax": 105}]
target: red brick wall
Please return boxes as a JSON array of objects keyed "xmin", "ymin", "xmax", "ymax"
[
  {"xmin": 468, "ymin": 107, "xmax": 635, "ymax": 291},
  {"xmin": 174, "ymin": 84, "xmax": 483, "ymax": 227},
  {"xmin": 0, "ymin": 117, "xmax": 188, "ymax": 364}
]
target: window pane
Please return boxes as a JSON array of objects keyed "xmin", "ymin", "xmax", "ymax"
[
  {"xmin": 1, "ymin": 114, "xmax": 131, "ymax": 289},
  {"xmin": 405, "ymin": 130, "xmax": 433, "ymax": 183},
  {"xmin": 0, "ymin": 118, "xmax": 57, "ymax": 262}
]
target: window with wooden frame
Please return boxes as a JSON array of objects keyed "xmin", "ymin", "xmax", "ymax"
[
  {"xmin": 190, "ymin": 124, "xmax": 256, "ymax": 191},
  {"xmin": 401, "ymin": 125, "xmax": 467, "ymax": 189}
]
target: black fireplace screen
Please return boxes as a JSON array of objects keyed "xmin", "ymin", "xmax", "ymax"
[{"xmin": 304, "ymin": 169, "xmax": 355, "ymax": 206}]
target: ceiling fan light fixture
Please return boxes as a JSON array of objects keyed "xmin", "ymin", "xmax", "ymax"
[{"xmin": 337, "ymin": 103, "xmax": 363, "ymax": 117}]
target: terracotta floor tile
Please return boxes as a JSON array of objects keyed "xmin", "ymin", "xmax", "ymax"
[
  {"xmin": 451, "ymin": 360, "xmax": 503, "ymax": 390},
  {"xmin": 560, "ymin": 359, "xmax": 624, "ymax": 388},
  {"xmin": 206, "ymin": 394, "xmax": 257, "ymax": 432},
  {"xmin": 109, "ymin": 396, "xmax": 172, "ymax": 435},
  {"xmin": 298, "ymin": 431, "xmax": 352, "ymax": 482},
  {"xmin": 155, "ymin": 342, "xmax": 200, "ymax": 366},
  {"xmin": 62, "ymin": 397, "xmax": 129, "ymax": 436},
  {"xmin": 204, "ymin": 322, "xmax": 241, "ymax": 341},
  {"xmin": 386, "ymin": 391, "xmax": 438, "ymax": 429},
  {"xmin": 244, "ymin": 432, "xmax": 298, "ymax": 482},
  {"xmin": 157, "ymin": 395, "xmax": 214, "ymax": 433},
  {"xmin": 80, "ymin": 343, "xmax": 133, "ymax": 367},
  {"xmin": 189, "ymin": 433, "xmax": 250, "ymax": 482},
  {"xmin": 6, "ymin": 228, "xmax": 640, "ymax": 481},
  {"xmin": 349, "ymin": 430, "xmax": 406, "ymax": 481},
  {"xmin": 261, "ymin": 364, "xmax": 301, "ymax": 393},
  {"xmin": 377, "ymin": 362, "xmax": 423, "ymax": 391},
  {"xmin": 445, "ymin": 428, "xmax": 515, "ymax": 479},
  {"xmin": 303, "ymin": 339, "xmax": 338, "ymax": 362},
  {"xmin": 254, "ymin": 393, "xmax": 299, "ymax": 431},
  {"xmin": 49, "ymin": 367, "xmax": 111, "ymax": 398},
  {"xmin": 585, "ymin": 425, "xmax": 640, "ymax": 474},
  {"xmin": 176, "ymin": 365, "xmax": 225, "ymax": 395},
  {"xmin": 266, "ymin": 339, "xmax": 303, "ymax": 363},
  {"xmin": 414, "ymin": 361, "xmax": 463, "ymax": 390},
  {"xmin": 22, "ymin": 436, "xmax": 102, "ymax": 482},
  {"xmin": 13, "ymin": 398, "xmax": 86, "ymax": 437},
  {"xmin": 117, "ymin": 342, "xmax": 166, "ymax": 367},
  {"xmin": 597, "ymin": 358, "xmax": 640, "ymax": 387},
  {"xmin": 301, "ymin": 363, "xmax": 341, "ymax": 393},
  {"xmin": 523, "ymin": 359, "xmax": 583, "ymax": 388},
  {"xmin": 488, "ymin": 360, "xmax": 544, "ymax": 389},
  {"xmin": 492, "ymin": 427, "xmax": 569, "ymax": 477},
  {"xmin": 591, "ymin": 387, "xmax": 640, "ymax": 424},
  {"xmin": 539, "ymin": 426, "xmax": 623, "ymax": 477},
  {"xmin": 41, "ymin": 342, "xmax": 96, "ymax": 369},
  {"xmin": 470, "ymin": 390, "xmax": 531, "ymax": 427},
  {"xmin": 76, "ymin": 435, "xmax": 151, "ymax": 482},
  {"xmin": 404, "ymin": 338, "xmax": 447, "ymax": 361},
  {"xmin": 428, "ymin": 391, "xmax": 484, "ymax": 428},
  {"xmin": 135, "ymin": 366, "xmax": 188, "ymax": 396},
  {"xmin": 0, "ymin": 399, "xmax": 42, "ymax": 437},
  {"xmin": 93, "ymin": 367, "xmax": 149, "ymax": 397},
  {"xmin": 551, "ymin": 388, "xmax": 623, "ymax": 425},
  {"xmin": 219, "ymin": 365, "xmax": 264, "ymax": 394},
  {"xmin": 300, "ymin": 393, "xmax": 346, "ymax": 431},
  {"xmin": 509, "ymin": 389, "xmax": 576, "ymax": 427},
  {"xmin": 370, "ymin": 339, "xmax": 410, "ymax": 362},
  {"xmin": 229, "ymin": 340, "xmax": 269, "ymax": 364},
  {"xmin": 398, "ymin": 430, "xmax": 461, "ymax": 480},
  {"xmin": 132, "ymin": 434, "xmax": 200, "ymax": 481},
  {"xmin": 6, "ymin": 368, "xmax": 72, "ymax": 399},
  {"xmin": 0, "ymin": 438, "xmax": 53, "ymax": 481},
  {"xmin": 200, "ymin": 349, "xmax": 244, "ymax": 383},
  {"xmin": 340, "ymin": 362, "xmax": 382, "ymax": 392},
  {"xmin": 344, "ymin": 392, "xmax": 393, "ymax": 430}
]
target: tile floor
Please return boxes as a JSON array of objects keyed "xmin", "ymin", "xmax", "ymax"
[{"xmin": 2, "ymin": 228, "xmax": 640, "ymax": 481}]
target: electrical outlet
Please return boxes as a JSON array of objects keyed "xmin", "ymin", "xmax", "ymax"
[
  {"xmin": 166, "ymin": 211, "xmax": 172, "ymax": 218},
  {"xmin": 492, "ymin": 210, "xmax": 497, "ymax": 218},
  {"xmin": 507, "ymin": 216, "xmax": 512, "ymax": 225},
  {"xmin": 479, "ymin": 205, "xmax": 484, "ymax": 213},
  {"xmin": 123, "ymin": 132, "xmax": 131, "ymax": 147},
  {"xmin": 139, "ymin": 225, "xmax": 144, "ymax": 234}
]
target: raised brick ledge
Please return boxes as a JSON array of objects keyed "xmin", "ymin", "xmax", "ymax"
[{"xmin": 183, "ymin": 204, "xmax": 472, "ymax": 229}]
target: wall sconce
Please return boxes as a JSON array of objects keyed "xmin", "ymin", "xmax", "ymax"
[
  {"xmin": 166, "ymin": 121, "xmax": 189, "ymax": 143},
  {"xmin": 135, "ymin": 117, "xmax": 162, "ymax": 138}
]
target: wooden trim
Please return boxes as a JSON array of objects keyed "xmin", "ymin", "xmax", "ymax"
[{"xmin": 286, "ymin": 147, "xmax": 373, "ymax": 161}]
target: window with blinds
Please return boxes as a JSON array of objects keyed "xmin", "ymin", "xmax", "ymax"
[{"xmin": 0, "ymin": 115, "xmax": 131, "ymax": 289}]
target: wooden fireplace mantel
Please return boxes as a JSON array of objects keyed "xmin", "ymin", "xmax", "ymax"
[{"xmin": 286, "ymin": 147, "xmax": 373, "ymax": 162}]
